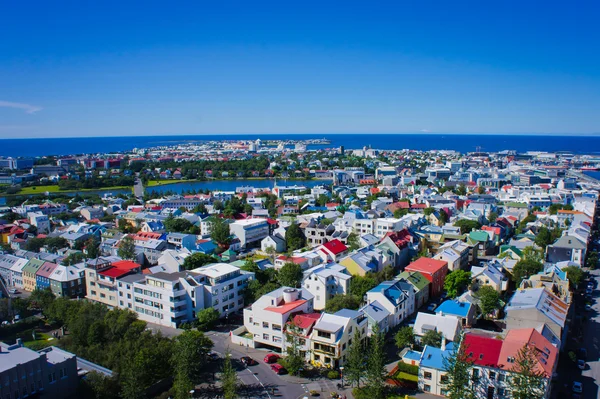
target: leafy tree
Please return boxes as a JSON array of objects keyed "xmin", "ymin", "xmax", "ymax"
[
  {"xmin": 164, "ymin": 216, "xmax": 193, "ymax": 233},
  {"xmin": 285, "ymin": 223, "xmax": 306, "ymax": 251},
  {"xmin": 423, "ymin": 207, "xmax": 435, "ymax": 216},
  {"xmin": 46, "ymin": 237, "xmax": 69, "ymax": 252},
  {"xmin": 454, "ymin": 219, "xmax": 482, "ymax": 234},
  {"xmin": 196, "ymin": 308, "xmax": 220, "ymax": 331},
  {"xmin": 488, "ymin": 211, "xmax": 498, "ymax": 223},
  {"xmin": 278, "ymin": 262, "xmax": 303, "ymax": 287},
  {"xmin": 512, "ymin": 258, "xmax": 543, "ymax": 285},
  {"xmin": 393, "ymin": 208, "xmax": 409, "ymax": 218},
  {"xmin": 365, "ymin": 325, "xmax": 387, "ymax": 399},
  {"xmin": 562, "ymin": 266, "xmax": 584, "ymax": 289},
  {"xmin": 443, "ymin": 270, "xmax": 471, "ymax": 298},
  {"xmin": 29, "ymin": 288, "xmax": 56, "ymax": 313},
  {"xmin": 534, "ymin": 227, "xmax": 553, "ymax": 249},
  {"xmin": 24, "ymin": 237, "xmax": 46, "ymax": 252},
  {"xmin": 192, "ymin": 203, "xmax": 208, "ymax": 214},
  {"xmin": 441, "ymin": 336, "xmax": 476, "ymax": 399},
  {"xmin": 324, "ymin": 294, "xmax": 361, "ymax": 313},
  {"xmin": 221, "ymin": 350, "xmax": 237, "ymax": 399},
  {"xmin": 213, "ymin": 200, "xmax": 224, "ymax": 211},
  {"xmin": 86, "ymin": 236, "xmax": 101, "ymax": 259},
  {"xmin": 421, "ymin": 330, "xmax": 443, "ymax": 348},
  {"xmin": 210, "ymin": 217, "xmax": 231, "ymax": 247},
  {"xmin": 347, "ymin": 232, "xmax": 360, "ymax": 251},
  {"xmin": 508, "ymin": 344, "xmax": 546, "ymax": 399},
  {"xmin": 586, "ymin": 250, "xmax": 598, "ymax": 269},
  {"xmin": 62, "ymin": 252, "xmax": 85, "ymax": 265},
  {"xmin": 171, "ymin": 330, "xmax": 214, "ymax": 399},
  {"xmin": 438, "ymin": 209, "xmax": 448, "ymax": 224},
  {"xmin": 182, "ymin": 252, "xmax": 218, "ymax": 270},
  {"xmin": 350, "ymin": 275, "xmax": 378, "ymax": 299},
  {"xmin": 283, "ymin": 321, "xmax": 305, "ymax": 376},
  {"xmin": 264, "ymin": 245, "xmax": 277, "ymax": 263},
  {"xmin": 345, "ymin": 331, "xmax": 366, "ymax": 388},
  {"xmin": 118, "ymin": 235, "xmax": 136, "ymax": 260},
  {"xmin": 477, "ymin": 186, "xmax": 485, "ymax": 194},
  {"xmin": 475, "ymin": 285, "xmax": 501, "ymax": 318},
  {"xmin": 394, "ymin": 326, "xmax": 415, "ymax": 351}
]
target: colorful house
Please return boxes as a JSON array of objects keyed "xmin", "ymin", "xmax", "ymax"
[{"xmin": 405, "ymin": 257, "xmax": 448, "ymax": 298}]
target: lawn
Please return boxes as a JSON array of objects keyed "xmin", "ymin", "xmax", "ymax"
[
  {"xmin": 396, "ymin": 372, "xmax": 418, "ymax": 383},
  {"xmin": 17, "ymin": 185, "xmax": 132, "ymax": 195},
  {"xmin": 23, "ymin": 332, "xmax": 55, "ymax": 350}
]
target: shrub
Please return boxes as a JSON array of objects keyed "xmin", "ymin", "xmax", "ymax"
[
  {"xmin": 327, "ymin": 370, "xmax": 340, "ymax": 379},
  {"xmin": 396, "ymin": 361, "xmax": 419, "ymax": 375}
]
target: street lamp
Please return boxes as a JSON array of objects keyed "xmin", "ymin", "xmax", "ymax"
[{"xmin": 339, "ymin": 366, "xmax": 344, "ymax": 388}]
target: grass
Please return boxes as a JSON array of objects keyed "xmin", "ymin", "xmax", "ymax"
[
  {"xmin": 396, "ymin": 372, "xmax": 418, "ymax": 382},
  {"xmin": 16, "ymin": 185, "xmax": 132, "ymax": 195},
  {"xmin": 23, "ymin": 332, "xmax": 55, "ymax": 350}
]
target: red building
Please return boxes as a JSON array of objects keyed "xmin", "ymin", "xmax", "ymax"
[{"xmin": 405, "ymin": 257, "xmax": 448, "ymax": 297}]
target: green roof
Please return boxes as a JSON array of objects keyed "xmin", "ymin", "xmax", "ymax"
[
  {"xmin": 469, "ymin": 230, "xmax": 490, "ymax": 242},
  {"xmin": 499, "ymin": 245, "xmax": 523, "ymax": 257},
  {"xmin": 397, "ymin": 271, "xmax": 430, "ymax": 292},
  {"xmin": 22, "ymin": 258, "xmax": 45, "ymax": 274}
]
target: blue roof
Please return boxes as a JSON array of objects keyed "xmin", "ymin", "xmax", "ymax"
[
  {"xmin": 368, "ymin": 280, "xmax": 406, "ymax": 304},
  {"xmin": 436, "ymin": 300, "xmax": 471, "ymax": 318},
  {"xmin": 420, "ymin": 342, "xmax": 455, "ymax": 370},
  {"xmin": 403, "ymin": 350, "xmax": 422, "ymax": 362}
]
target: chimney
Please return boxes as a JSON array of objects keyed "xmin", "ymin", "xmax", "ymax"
[
  {"xmin": 16, "ymin": 338, "xmax": 23, "ymax": 347},
  {"xmin": 441, "ymin": 336, "xmax": 446, "ymax": 351}
]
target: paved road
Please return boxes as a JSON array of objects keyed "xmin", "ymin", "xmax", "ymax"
[
  {"xmin": 133, "ymin": 177, "xmax": 144, "ymax": 199},
  {"xmin": 580, "ymin": 268, "xmax": 600, "ymax": 399}
]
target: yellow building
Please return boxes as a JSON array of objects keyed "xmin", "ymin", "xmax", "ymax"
[{"xmin": 22, "ymin": 258, "xmax": 45, "ymax": 292}]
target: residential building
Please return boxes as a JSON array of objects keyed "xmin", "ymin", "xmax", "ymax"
[
  {"xmin": 244, "ymin": 287, "xmax": 314, "ymax": 351},
  {"xmin": 85, "ymin": 259, "xmax": 142, "ymax": 308},
  {"xmin": 9, "ymin": 257, "xmax": 28, "ymax": 288},
  {"xmin": 22, "ymin": 258, "xmax": 45, "ymax": 292},
  {"xmin": 35, "ymin": 262, "xmax": 58, "ymax": 290},
  {"xmin": 229, "ymin": 218, "xmax": 269, "ymax": 249},
  {"xmin": 318, "ymin": 239, "xmax": 349, "ymax": 263},
  {"xmin": 405, "ymin": 257, "xmax": 448, "ymax": 298},
  {"xmin": 305, "ymin": 220, "xmax": 335, "ymax": 247},
  {"xmin": 366, "ymin": 279, "xmax": 414, "ymax": 331},
  {"xmin": 309, "ymin": 309, "xmax": 368, "ymax": 368},
  {"xmin": 546, "ymin": 233, "xmax": 587, "ymax": 267},
  {"xmin": 470, "ymin": 261, "xmax": 509, "ymax": 293},
  {"xmin": 397, "ymin": 270, "xmax": 430, "ymax": 309},
  {"xmin": 49, "ymin": 263, "xmax": 86, "ymax": 298},
  {"xmin": 261, "ymin": 233, "xmax": 286, "ymax": 253},
  {"xmin": 435, "ymin": 299, "xmax": 476, "ymax": 327},
  {"xmin": 28, "ymin": 212, "xmax": 50, "ymax": 234},
  {"xmin": 433, "ymin": 240, "xmax": 470, "ymax": 271},
  {"xmin": 301, "ymin": 263, "xmax": 352, "ymax": 310},
  {"xmin": 418, "ymin": 340, "xmax": 455, "ymax": 396},
  {"xmin": 413, "ymin": 312, "xmax": 462, "ymax": 343}
]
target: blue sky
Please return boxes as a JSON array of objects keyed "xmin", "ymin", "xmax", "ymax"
[{"xmin": 1, "ymin": 1, "xmax": 599, "ymax": 138}]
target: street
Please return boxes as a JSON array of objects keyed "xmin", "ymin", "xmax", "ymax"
[
  {"xmin": 133, "ymin": 177, "xmax": 144, "ymax": 200},
  {"xmin": 580, "ymin": 268, "xmax": 600, "ymax": 399}
]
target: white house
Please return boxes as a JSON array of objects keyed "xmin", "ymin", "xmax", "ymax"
[
  {"xmin": 301, "ymin": 263, "xmax": 352, "ymax": 310},
  {"xmin": 230, "ymin": 218, "xmax": 269, "ymax": 249},
  {"xmin": 413, "ymin": 312, "xmax": 462, "ymax": 343},
  {"xmin": 365, "ymin": 280, "xmax": 415, "ymax": 332},
  {"xmin": 261, "ymin": 233, "xmax": 286, "ymax": 253}
]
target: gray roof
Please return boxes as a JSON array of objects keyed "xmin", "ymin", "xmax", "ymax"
[{"xmin": 360, "ymin": 301, "xmax": 390, "ymax": 323}]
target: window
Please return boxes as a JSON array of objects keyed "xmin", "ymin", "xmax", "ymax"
[
  {"xmin": 489, "ymin": 371, "xmax": 496, "ymax": 380},
  {"xmin": 472, "ymin": 368, "xmax": 480, "ymax": 381},
  {"xmin": 263, "ymin": 334, "xmax": 270, "ymax": 340},
  {"xmin": 497, "ymin": 373, "xmax": 505, "ymax": 382},
  {"xmin": 424, "ymin": 372, "xmax": 432, "ymax": 380},
  {"xmin": 440, "ymin": 375, "xmax": 448, "ymax": 383},
  {"xmin": 317, "ymin": 330, "xmax": 331, "ymax": 339},
  {"xmin": 272, "ymin": 324, "xmax": 282, "ymax": 331},
  {"xmin": 424, "ymin": 384, "xmax": 431, "ymax": 392},
  {"xmin": 263, "ymin": 322, "xmax": 269, "ymax": 329}
]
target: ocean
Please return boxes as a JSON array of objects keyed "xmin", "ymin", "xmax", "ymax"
[{"xmin": 2, "ymin": 134, "xmax": 600, "ymax": 158}]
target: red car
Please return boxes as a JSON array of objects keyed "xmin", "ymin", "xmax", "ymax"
[
  {"xmin": 263, "ymin": 353, "xmax": 280, "ymax": 364},
  {"xmin": 270, "ymin": 363, "xmax": 287, "ymax": 375}
]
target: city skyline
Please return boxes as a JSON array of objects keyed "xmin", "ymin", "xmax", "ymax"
[{"xmin": 1, "ymin": 1, "xmax": 599, "ymax": 138}]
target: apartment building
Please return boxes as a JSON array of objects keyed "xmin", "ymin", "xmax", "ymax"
[
  {"xmin": 244, "ymin": 287, "xmax": 314, "ymax": 351},
  {"xmin": 22, "ymin": 258, "xmax": 45, "ymax": 292},
  {"xmin": 301, "ymin": 263, "xmax": 352, "ymax": 310},
  {"xmin": 229, "ymin": 218, "xmax": 269, "ymax": 249},
  {"xmin": 366, "ymin": 279, "xmax": 415, "ymax": 332},
  {"xmin": 48, "ymin": 263, "xmax": 86, "ymax": 298},
  {"xmin": 85, "ymin": 259, "xmax": 142, "ymax": 309},
  {"xmin": 28, "ymin": 212, "xmax": 50, "ymax": 234}
]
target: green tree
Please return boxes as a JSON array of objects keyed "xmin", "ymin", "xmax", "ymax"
[
  {"xmin": 350, "ymin": 275, "xmax": 378, "ymax": 299},
  {"xmin": 423, "ymin": 207, "xmax": 435, "ymax": 216},
  {"xmin": 365, "ymin": 325, "xmax": 387, "ymax": 399},
  {"xmin": 488, "ymin": 211, "xmax": 498, "ymax": 223},
  {"xmin": 285, "ymin": 223, "xmax": 306, "ymax": 251},
  {"xmin": 324, "ymin": 294, "xmax": 361, "ymax": 313},
  {"xmin": 24, "ymin": 237, "xmax": 46, "ymax": 252},
  {"xmin": 192, "ymin": 203, "xmax": 208, "ymax": 214},
  {"xmin": 118, "ymin": 235, "xmax": 136, "ymax": 260},
  {"xmin": 182, "ymin": 252, "xmax": 218, "ymax": 270},
  {"xmin": 347, "ymin": 232, "xmax": 360, "ymax": 251},
  {"xmin": 534, "ymin": 227, "xmax": 553, "ymax": 249},
  {"xmin": 283, "ymin": 321, "xmax": 305, "ymax": 376},
  {"xmin": 29, "ymin": 288, "xmax": 56, "ymax": 313},
  {"xmin": 345, "ymin": 331, "xmax": 366, "ymax": 388},
  {"xmin": 421, "ymin": 330, "xmax": 443, "ymax": 348},
  {"xmin": 507, "ymin": 344, "xmax": 546, "ymax": 399},
  {"xmin": 475, "ymin": 285, "xmax": 501, "ymax": 318},
  {"xmin": 210, "ymin": 217, "xmax": 231, "ymax": 247},
  {"xmin": 222, "ymin": 350, "xmax": 237, "ymax": 399},
  {"xmin": 394, "ymin": 326, "xmax": 415, "ymax": 351},
  {"xmin": 264, "ymin": 245, "xmax": 277, "ymax": 263},
  {"xmin": 45, "ymin": 236, "xmax": 69, "ymax": 252},
  {"xmin": 441, "ymin": 336, "xmax": 476, "ymax": 399},
  {"xmin": 512, "ymin": 258, "xmax": 543, "ymax": 285},
  {"xmin": 454, "ymin": 219, "xmax": 482, "ymax": 234},
  {"xmin": 278, "ymin": 262, "xmax": 303, "ymax": 287},
  {"xmin": 86, "ymin": 235, "xmax": 101, "ymax": 259},
  {"xmin": 164, "ymin": 216, "xmax": 193, "ymax": 233},
  {"xmin": 586, "ymin": 250, "xmax": 598, "ymax": 269},
  {"xmin": 443, "ymin": 270, "xmax": 471, "ymax": 298},
  {"xmin": 196, "ymin": 308, "xmax": 220, "ymax": 331},
  {"xmin": 171, "ymin": 330, "xmax": 214, "ymax": 399},
  {"xmin": 62, "ymin": 252, "xmax": 85, "ymax": 265},
  {"xmin": 562, "ymin": 266, "xmax": 584, "ymax": 289}
]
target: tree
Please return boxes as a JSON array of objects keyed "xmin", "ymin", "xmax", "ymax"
[
  {"xmin": 164, "ymin": 217, "xmax": 193, "ymax": 233},
  {"xmin": 86, "ymin": 236, "xmax": 100, "ymax": 259},
  {"xmin": 182, "ymin": 253, "xmax": 218, "ymax": 270},
  {"xmin": 278, "ymin": 262, "xmax": 303, "ymax": 287},
  {"xmin": 24, "ymin": 237, "xmax": 46, "ymax": 252},
  {"xmin": 264, "ymin": 245, "xmax": 277, "ymax": 263},
  {"xmin": 507, "ymin": 344, "xmax": 546, "ymax": 399},
  {"xmin": 324, "ymin": 294, "xmax": 361, "ymax": 313},
  {"xmin": 421, "ymin": 330, "xmax": 443, "ymax": 348},
  {"xmin": 221, "ymin": 350, "xmax": 237, "ymax": 399},
  {"xmin": 347, "ymin": 232, "xmax": 360, "ymax": 251},
  {"xmin": 350, "ymin": 275, "xmax": 378, "ymax": 299},
  {"xmin": 192, "ymin": 203, "xmax": 208, "ymax": 214},
  {"xmin": 586, "ymin": 250, "xmax": 598, "ymax": 269},
  {"xmin": 171, "ymin": 330, "xmax": 214, "ymax": 399},
  {"xmin": 534, "ymin": 227, "xmax": 553, "ymax": 249},
  {"xmin": 454, "ymin": 219, "xmax": 482, "ymax": 234},
  {"xmin": 562, "ymin": 266, "xmax": 584, "ymax": 289},
  {"xmin": 283, "ymin": 321, "xmax": 305, "ymax": 376},
  {"xmin": 443, "ymin": 270, "xmax": 471, "ymax": 298},
  {"xmin": 213, "ymin": 200, "xmax": 224, "ymax": 211},
  {"xmin": 345, "ymin": 331, "xmax": 366, "ymax": 388},
  {"xmin": 285, "ymin": 223, "xmax": 306, "ymax": 251},
  {"xmin": 118, "ymin": 235, "xmax": 136, "ymax": 260},
  {"xmin": 196, "ymin": 308, "xmax": 220, "ymax": 331},
  {"xmin": 45, "ymin": 237, "xmax": 69, "ymax": 252},
  {"xmin": 475, "ymin": 285, "xmax": 501, "ymax": 318},
  {"xmin": 210, "ymin": 217, "xmax": 231, "ymax": 247},
  {"xmin": 488, "ymin": 211, "xmax": 498, "ymax": 223},
  {"xmin": 394, "ymin": 326, "xmax": 415, "ymax": 351},
  {"xmin": 423, "ymin": 207, "xmax": 435, "ymax": 216},
  {"xmin": 62, "ymin": 252, "xmax": 85, "ymax": 265},
  {"xmin": 438, "ymin": 209, "xmax": 448, "ymax": 224},
  {"xmin": 477, "ymin": 186, "xmax": 485, "ymax": 194},
  {"xmin": 512, "ymin": 258, "xmax": 543, "ymax": 285},
  {"xmin": 365, "ymin": 325, "xmax": 387, "ymax": 399},
  {"xmin": 29, "ymin": 288, "xmax": 56, "ymax": 313},
  {"xmin": 441, "ymin": 336, "xmax": 476, "ymax": 399}
]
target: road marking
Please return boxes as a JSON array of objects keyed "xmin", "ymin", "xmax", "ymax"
[{"xmin": 246, "ymin": 369, "xmax": 272, "ymax": 399}]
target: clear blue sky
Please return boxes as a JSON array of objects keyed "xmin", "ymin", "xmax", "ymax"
[{"xmin": 1, "ymin": 1, "xmax": 599, "ymax": 138}]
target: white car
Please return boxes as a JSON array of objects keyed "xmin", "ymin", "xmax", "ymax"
[{"xmin": 572, "ymin": 381, "xmax": 583, "ymax": 393}]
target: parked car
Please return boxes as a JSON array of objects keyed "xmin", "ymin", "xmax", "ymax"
[
  {"xmin": 240, "ymin": 356, "xmax": 258, "ymax": 366},
  {"xmin": 208, "ymin": 351, "xmax": 220, "ymax": 361},
  {"xmin": 585, "ymin": 304, "xmax": 592, "ymax": 311},
  {"xmin": 577, "ymin": 360, "xmax": 586, "ymax": 370},
  {"xmin": 9, "ymin": 288, "xmax": 17, "ymax": 294},
  {"xmin": 585, "ymin": 287, "xmax": 593, "ymax": 295},
  {"xmin": 270, "ymin": 363, "xmax": 287, "ymax": 375},
  {"xmin": 264, "ymin": 354, "xmax": 280, "ymax": 364},
  {"xmin": 572, "ymin": 381, "xmax": 583, "ymax": 393}
]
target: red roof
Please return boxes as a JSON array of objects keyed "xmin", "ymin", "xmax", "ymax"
[
  {"xmin": 406, "ymin": 257, "xmax": 448, "ymax": 275},
  {"xmin": 498, "ymin": 328, "xmax": 558, "ymax": 377},
  {"xmin": 111, "ymin": 260, "xmax": 141, "ymax": 271},
  {"xmin": 321, "ymin": 239, "xmax": 348, "ymax": 255},
  {"xmin": 463, "ymin": 334, "xmax": 503, "ymax": 368},
  {"xmin": 291, "ymin": 313, "xmax": 321, "ymax": 329},
  {"xmin": 265, "ymin": 299, "xmax": 307, "ymax": 314},
  {"xmin": 99, "ymin": 267, "xmax": 132, "ymax": 278}
]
